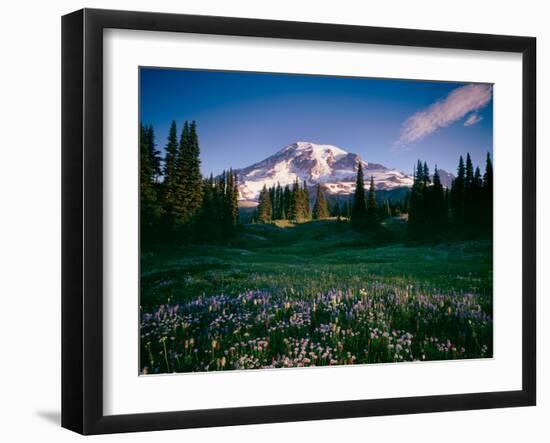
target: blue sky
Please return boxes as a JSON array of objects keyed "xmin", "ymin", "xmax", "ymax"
[{"xmin": 140, "ymin": 68, "xmax": 493, "ymax": 176}]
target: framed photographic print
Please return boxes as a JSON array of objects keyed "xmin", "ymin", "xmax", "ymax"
[{"xmin": 61, "ymin": 8, "xmax": 536, "ymax": 435}]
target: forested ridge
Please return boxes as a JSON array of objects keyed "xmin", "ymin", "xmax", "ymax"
[{"xmin": 141, "ymin": 119, "xmax": 493, "ymax": 244}]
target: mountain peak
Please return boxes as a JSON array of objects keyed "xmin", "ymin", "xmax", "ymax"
[
  {"xmin": 235, "ymin": 141, "xmax": 415, "ymax": 203},
  {"xmin": 280, "ymin": 141, "xmax": 349, "ymax": 158}
]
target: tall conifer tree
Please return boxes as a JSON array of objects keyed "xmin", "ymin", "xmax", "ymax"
[
  {"xmin": 275, "ymin": 183, "xmax": 282, "ymax": 220},
  {"xmin": 463, "ymin": 153, "xmax": 476, "ymax": 227},
  {"xmin": 289, "ymin": 178, "xmax": 300, "ymax": 221},
  {"xmin": 483, "ymin": 152, "xmax": 493, "ymax": 231},
  {"xmin": 268, "ymin": 186, "xmax": 276, "ymax": 219},
  {"xmin": 230, "ymin": 169, "xmax": 239, "ymax": 226},
  {"xmin": 312, "ymin": 184, "xmax": 329, "ymax": 219},
  {"xmin": 471, "ymin": 166, "xmax": 483, "ymax": 229},
  {"xmin": 423, "ymin": 161, "xmax": 430, "ymax": 185},
  {"xmin": 198, "ymin": 174, "xmax": 219, "ymax": 240},
  {"xmin": 257, "ymin": 185, "xmax": 272, "ymax": 223},
  {"xmin": 451, "ymin": 156, "xmax": 466, "ymax": 226},
  {"xmin": 465, "ymin": 153, "xmax": 474, "ymax": 189},
  {"xmin": 162, "ymin": 120, "xmax": 179, "ymax": 220},
  {"xmin": 430, "ymin": 166, "xmax": 447, "ymax": 232},
  {"xmin": 283, "ymin": 185, "xmax": 291, "ymax": 220},
  {"xmin": 186, "ymin": 121, "xmax": 204, "ymax": 218},
  {"xmin": 351, "ymin": 163, "xmax": 367, "ymax": 230},
  {"xmin": 140, "ymin": 123, "xmax": 162, "ymax": 234},
  {"xmin": 366, "ymin": 176, "xmax": 379, "ymax": 229},
  {"xmin": 173, "ymin": 121, "xmax": 191, "ymax": 227},
  {"xmin": 221, "ymin": 168, "xmax": 239, "ymax": 232},
  {"xmin": 302, "ymin": 180, "xmax": 311, "ymax": 220},
  {"xmin": 408, "ymin": 160, "xmax": 426, "ymax": 238},
  {"xmin": 145, "ymin": 125, "xmax": 161, "ymax": 183}
]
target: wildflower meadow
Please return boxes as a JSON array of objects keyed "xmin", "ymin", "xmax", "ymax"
[{"xmin": 140, "ymin": 220, "xmax": 492, "ymax": 374}]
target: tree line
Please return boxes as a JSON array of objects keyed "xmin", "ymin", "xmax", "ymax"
[
  {"xmin": 140, "ymin": 120, "xmax": 239, "ymax": 242},
  {"xmin": 256, "ymin": 179, "xmax": 315, "ymax": 223},
  {"xmin": 141, "ymin": 119, "xmax": 492, "ymax": 241},
  {"xmin": 350, "ymin": 163, "xmax": 380, "ymax": 231},
  {"xmin": 407, "ymin": 153, "xmax": 493, "ymax": 239},
  {"xmin": 254, "ymin": 169, "xmax": 404, "ymax": 225}
]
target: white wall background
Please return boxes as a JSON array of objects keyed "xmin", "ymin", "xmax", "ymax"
[{"xmin": 0, "ymin": 0, "xmax": 546, "ymax": 441}]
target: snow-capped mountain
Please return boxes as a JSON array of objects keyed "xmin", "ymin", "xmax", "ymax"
[{"xmin": 235, "ymin": 141, "xmax": 415, "ymax": 203}]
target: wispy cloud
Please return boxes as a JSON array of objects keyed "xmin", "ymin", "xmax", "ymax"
[
  {"xmin": 395, "ymin": 83, "xmax": 492, "ymax": 148},
  {"xmin": 464, "ymin": 113, "xmax": 483, "ymax": 126}
]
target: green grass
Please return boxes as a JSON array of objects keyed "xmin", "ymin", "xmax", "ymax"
[
  {"xmin": 140, "ymin": 218, "xmax": 492, "ymax": 373},
  {"xmin": 141, "ymin": 218, "xmax": 492, "ymax": 311}
]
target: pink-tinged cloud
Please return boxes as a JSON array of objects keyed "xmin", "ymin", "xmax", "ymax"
[
  {"xmin": 464, "ymin": 113, "xmax": 483, "ymax": 126},
  {"xmin": 396, "ymin": 83, "xmax": 492, "ymax": 147}
]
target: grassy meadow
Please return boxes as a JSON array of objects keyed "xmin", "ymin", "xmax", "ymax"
[{"xmin": 140, "ymin": 217, "xmax": 493, "ymax": 374}]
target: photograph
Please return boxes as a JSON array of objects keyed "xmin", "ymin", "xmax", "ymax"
[{"xmin": 138, "ymin": 67, "xmax": 494, "ymax": 375}]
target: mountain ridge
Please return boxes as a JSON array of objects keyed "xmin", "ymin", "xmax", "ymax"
[{"xmin": 233, "ymin": 141, "xmax": 453, "ymax": 203}]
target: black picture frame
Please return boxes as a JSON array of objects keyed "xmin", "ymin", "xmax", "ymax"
[{"xmin": 62, "ymin": 8, "xmax": 536, "ymax": 435}]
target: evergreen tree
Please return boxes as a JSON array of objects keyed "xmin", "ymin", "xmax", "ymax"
[
  {"xmin": 302, "ymin": 180, "xmax": 311, "ymax": 220},
  {"xmin": 232, "ymin": 171, "xmax": 239, "ymax": 226},
  {"xmin": 288, "ymin": 178, "xmax": 300, "ymax": 220},
  {"xmin": 186, "ymin": 121, "xmax": 204, "ymax": 219},
  {"xmin": 196, "ymin": 168, "xmax": 239, "ymax": 241},
  {"xmin": 408, "ymin": 160, "xmax": 426, "ymax": 238},
  {"xmin": 365, "ymin": 176, "xmax": 379, "ymax": 229},
  {"xmin": 214, "ymin": 171, "xmax": 226, "ymax": 229},
  {"xmin": 312, "ymin": 184, "xmax": 330, "ymax": 219},
  {"xmin": 283, "ymin": 185, "xmax": 292, "ymax": 220},
  {"xmin": 474, "ymin": 166, "xmax": 482, "ymax": 188},
  {"xmin": 173, "ymin": 121, "xmax": 191, "ymax": 227},
  {"xmin": 172, "ymin": 120, "xmax": 204, "ymax": 230},
  {"xmin": 423, "ymin": 161, "xmax": 430, "ymax": 186},
  {"xmin": 482, "ymin": 152, "xmax": 493, "ymax": 231},
  {"xmin": 288, "ymin": 178, "xmax": 310, "ymax": 221},
  {"xmin": 463, "ymin": 153, "xmax": 476, "ymax": 227},
  {"xmin": 405, "ymin": 154, "xmax": 492, "ymax": 240},
  {"xmin": 275, "ymin": 183, "xmax": 283, "ymax": 220},
  {"xmin": 451, "ymin": 156, "xmax": 466, "ymax": 226},
  {"xmin": 145, "ymin": 125, "xmax": 161, "ymax": 183},
  {"xmin": 465, "ymin": 153, "xmax": 474, "ymax": 190},
  {"xmin": 140, "ymin": 123, "xmax": 153, "ymax": 197},
  {"xmin": 257, "ymin": 185, "xmax": 272, "ymax": 223},
  {"xmin": 429, "ymin": 166, "xmax": 447, "ymax": 232},
  {"xmin": 268, "ymin": 186, "xmax": 277, "ymax": 220},
  {"xmin": 226, "ymin": 168, "xmax": 239, "ymax": 229},
  {"xmin": 162, "ymin": 120, "xmax": 179, "ymax": 220},
  {"xmin": 471, "ymin": 166, "xmax": 483, "ymax": 229},
  {"xmin": 140, "ymin": 123, "xmax": 162, "ymax": 234},
  {"xmin": 351, "ymin": 162, "xmax": 367, "ymax": 230},
  {"xmin": 197, "ymin": 174, "xmax": 220, "ymax": 241}
]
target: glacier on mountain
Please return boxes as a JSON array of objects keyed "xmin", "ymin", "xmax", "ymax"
[{"xmin": 234, "ymin": 141, "xmax": 414, "ymax": 202}]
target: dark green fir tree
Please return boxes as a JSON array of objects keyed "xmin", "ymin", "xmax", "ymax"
[
  {"xmin": 365, "ymin": 176, "xmax": 379, "ymax": 230},
  {"xmin": 451, "ymin": 155, "xmax": 466, "ymax": 226},
  {"xmin": 351, "ymin": 162, "xmax": 367, "ymax": 230},
  {"xmin": 257, "ymin": 185, "xmax": 272, "ymax": 223},
  {"xmin": 162, "ymin": 120, "xmax": 179, "ymax": 222},
  {"xmin": 408, "ymin": 160, "xmax": 426, "ymax": 238},
  {"xmin": 312, "ymin": 184, "xmax": 330, "ymax": 219},
  {"xmin": 483, "ymin": 152, "xmax": 493, "ymax": 232}
]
